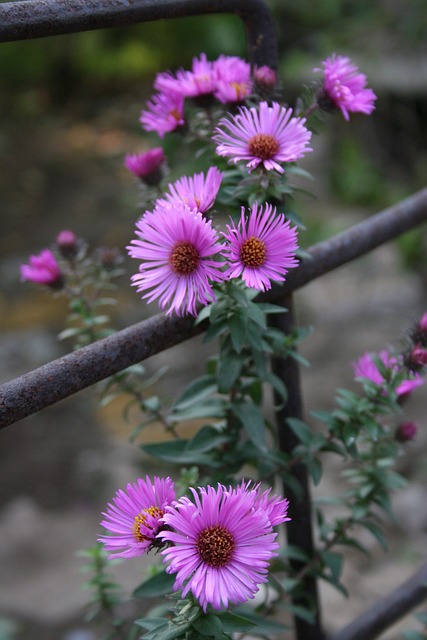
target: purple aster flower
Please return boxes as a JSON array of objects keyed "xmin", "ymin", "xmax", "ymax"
[
  {"xmin": 127, "ymin": 203, "xmax": 225, "ymax": 316},
  {"xmin": 315, "ymin": 54, "xmax": 377, "ymax": 121},
  {"xmin": 98, "ymin": 475, "xmax": 175, "ymax": 559},
  {"xmin": 221, "ymin": 202, "xmax": 299, "ymax": 292},
  {"xmin": 214, "ymin": 101, "xmax": 312, "ymax": 173},
  {"xmin": 20, "ymin": 249, "xmax": 63, "ymax": 288},
  {"xmin": 158, "ymin": 483, "xmax": 281, "ymax": 611},
  {"xmin": 353, "ymin": 350, "xmax": 424, "ymax": 398},
  {"xmin": 124, "ymin": 147, "xmax": 165, "ymax": 184},
  {"xmin": 212, "ymin": 55, "xmax": 252, "ymax": 103},
  {"xmin": 155, "ymin": 53, "xmax": 216, "ymax": 99},
  {"xmin": 155, "ymin": 167, "xmax": 223, "ymax": 214},
  {"xmin": 140, "ymin": 92, "xmax": 185, "ymax": 137}
]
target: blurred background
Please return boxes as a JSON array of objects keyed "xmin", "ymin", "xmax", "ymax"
[{"xmin": 1, "ymin": 0, "xmax": 427, "ymax": 638}]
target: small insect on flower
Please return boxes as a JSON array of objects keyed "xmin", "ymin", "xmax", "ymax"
[
  {"xmin": 158, "ymin": 483, "xmax": 286, "ymax": 611},
  {"xmin": 315, "ymin": 54, "xmax": 377, "ymax": 121},
  {"xmin": 214, "ymin": 101, "xmax": 312, "ymax": 173},
  {"xmin": 221, "ymin": 202, "xmax": 299, "ymax": 292},
  {"xmin": 127, "ymin": 203, "xmax": 225, "ymax": 316},
  {"xmin": 20, "ymin": 249, "xmax": 63, "ymax": 288},
  {"xmin": 98, "ymin": 476, "xmax": 175, "ymax": 559},
  {"xmin": 155, "ymin": 166, "xmax": 223, "ymax": 215}
]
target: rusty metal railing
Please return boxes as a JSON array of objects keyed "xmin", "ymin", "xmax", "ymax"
[{"xmin": 0, "ymin": 2, "xmax": 426, "ymax": 640}]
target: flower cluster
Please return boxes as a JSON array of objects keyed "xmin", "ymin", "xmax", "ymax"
[
  {"xmin": 127, "ymin": 196, "xmax": 299, "ymax": 315},
  {"xmin": 353, "ymin": 312, "xmax": 427, "ymax": 442},
  {"xmin": 353, "ymin": 349, "xmax": 424, "ymax": 398},
  {"xmin": 99, "ymin": 475, "xmax": 289, "ymax": 611},
  {"xmin": 140, "ymin": 53, "xmax": 254, "ymax": 137}
]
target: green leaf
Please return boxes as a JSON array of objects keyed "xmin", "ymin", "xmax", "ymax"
[
  {"xmin": 141, "ymin": 440, "xmax": 220, "ymax": 466},
  {"xmin": 219, "ymin": 611, "xmax": 256, "ymax": 633},
  {"xmin": 229, "ymin": 312, "xmax": 248, "ymax": 353},
  {"xmin": 403, "ymin": 631, "xmax": 426, "ymax": 640},
  {"xmin": 186, "ymin": 425, "xmax": 231, "ymax": 453},
  {"xmin": 286, "ymin": 417, "xmax": 312, "ymax": 445},
  {"xmin": 217, "ymin": 350, "xmax": 243, "ymax": 393},
  {"xmin": 133, "ymin": 571, "xmax": 175, "ymax": 598},
  {"xmin": 191, "ymin": 613, "xmax": 223, "ymax": 637},
  {"xmin": 173, "ymin": 375, "xmax": 217, "ymax": 410},
  {"xmin": 170, "ymin": 398, "xmax": 227, "ymax": 423},
  {"xmin": 360, "ymin": 521, "xmax": 388, "ymax": 550},
  {"xmin": 321, "ymin": 550, "xmax": 344, "ymax": 583},
  {"xmin": 234, "ymin": 608, "xmax": 289, "ymax": 634},
  {"xmin": 308, "ymin": 457, "xmax": 323, "ymax": 485},
  {"xmin": 231, "ymin": 401, "xmax": 266, "ymax": 451}
]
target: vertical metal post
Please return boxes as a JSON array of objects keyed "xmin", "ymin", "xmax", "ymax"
[{"xmin": 271, "ymin": 294, "xmax": 325, "ymax": 640}]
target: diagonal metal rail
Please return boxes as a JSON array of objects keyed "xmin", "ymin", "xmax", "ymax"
[
  {"xmin": 0, "ymin": 0, "xmax": 277, "ymax": 69},
  {"xmin": 1, "ymin": 186, "xmax": 427, "ymax": 429}
]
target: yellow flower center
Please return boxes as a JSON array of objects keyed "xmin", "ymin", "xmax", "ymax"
[
  {"xmin": 132, "ymin": 506, "xmax": 164, "ymax": 542},
  {"xmin": 170, "ymin": 241, "xmax": 200, "ymax": 275},
  {"xmin": 248, "ymin": 133, "xmax": 279, "ymax": 160},
  {"xmin": 240, "ymin": 236, "xmax": 267, "ymax": 268},
  {"xmin": 230, "ymin": 81, "xmax": 248, "ymax": 100},
  {"xmin": 196, "ymin": 525, "xmax": 235, "ymax": 567}
]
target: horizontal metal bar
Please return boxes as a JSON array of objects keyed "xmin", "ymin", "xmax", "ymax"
[
  {"xmin": 329, "ymin": 560, "xmax": 427, "ymax": 640},
  {"xmin": 1, "ymin": 186, "xmax": 427, "ymax": 428},
  {"xmin": 0, "ymin": 0, "xmax": 278, "ymax": 69}
]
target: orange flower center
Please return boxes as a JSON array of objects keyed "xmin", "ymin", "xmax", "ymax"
[
  {"xmin": 170, "ymin": 108, "xmax": 182, "ymax": 122},
  {"xmin": 248, "ymin": 133, "xmax": 279, "ymax": 160},
  {"xmin": 240, "ymin": 236, "xmax": 267, "ymax": 268},
  {"xmin": 170, "ymin": 241, "xmax": 200, "ymax": 275},
  {"xmin": 132, "ymin": 506, "xmax": 164, "ymax": 542},
  {"xmin": 196, "ymin": 525, "xmax": 235, "ymax": 567}
]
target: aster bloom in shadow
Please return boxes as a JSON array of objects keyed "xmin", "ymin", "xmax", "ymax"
[
  {"xmin": 20, "ymin": 248, "xmax": 63, "ymax": 288},
  {"xmin": 140, "ymin": 91, "xmax": 185, "ymax": 137},
  {"xmin": 315, "ymin": 54, "xmax": 377, "ymax": 121},
  {"xmin": 124, "ymin": 147, "xmax": 165, "ymax": 184},
  {"xmin": 221, "ymin": 202, "xmax": 299, "ymax": 292},
  {"xmin": 127, "ymin": 203, "xmax": 225, "ymax": 316},
  {"xmin": 212, "ymin": 54, "xmax": 252, "ymax": 103},
  {"xmin": 353, "ymin": 350, "xmax": 424, "ymax": 397},
  {"xmin": 214, "ymin": 101, "xmax": 312, "ymax": 173},
  {"xmin": 98, "ymin": 476, "xmax": 175, "ymax": 559},
  {"xmin": 158, "ymin": 483, "xmax": 282, "ymax": 611},
  {"xmin": 155, "ymin": 167, "xmax": 223, "ymax": 215}
]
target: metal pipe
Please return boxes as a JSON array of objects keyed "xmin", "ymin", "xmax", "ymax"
[
  {"xmin": 1, "ymin": 187, "xmax": 427, "ymax": 428},
  {"xmin": 0, "ymin": 0, "xmax": 278, "ymax": 69},
  {"xmin": 271, "ymin": 296, "xmax": 325, "ymax": 640},
  {"xmin": 329, "ymin": 561, "xmax": 427, "ymax": 640}
]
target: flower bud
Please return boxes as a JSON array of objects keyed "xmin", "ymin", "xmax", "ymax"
[
  {"xmin": 410, "ymin": 312, "xmax": 427, "ymax": 347},
  {"xmin": 407, "ymin": 344, "xmax": 427, "ymax": 371},
  {"xmin": 253, "ymin": 65, "xmax": 277, "ymax": 90},
  {"xmin": 395, "ymin": 421, "xmax": 418, "ymax": 442},
  {"xmin": 55, "ymin": 229, "xmax": 79, "ymax": 258},
  {"xmin": 124, "ymin": 148, "xmax": 165, "ymax": 186}
]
